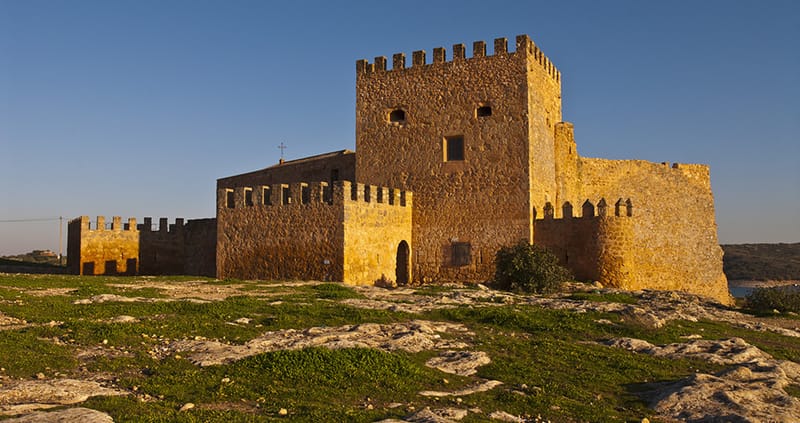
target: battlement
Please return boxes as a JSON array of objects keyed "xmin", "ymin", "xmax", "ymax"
[
  {"xmin": 69, "ymin": 215, "xmax": 186, "ymax": 233},
  {"xmin": 356, "ymin": 34, "xmax": 560, "ymax": 82},
  {"xmin": 219, "ymin": 180, "xmax": 412, "ymax": 210},
  {"xmin": 534, "ymin": 198, "xmax": 633, "ymax": 220}
]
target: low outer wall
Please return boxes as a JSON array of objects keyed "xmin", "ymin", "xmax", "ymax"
[
  {"xmin": 576, "ymin": 158, "xmax": 729, "ymax": 303},
  {"xmin": 216, "ymin": 182, "xmax": 345, "ymax": 281},
  {"xmin": 534, "ymin": 213, "xmax": 635, "ymax": 286},
  {"xmin": 68, "ymin": 216, "xmax": 139, "ymax": 275},
  {"xmin": 67, "ymin": 216, "xmax": 217, "ymax": 277},
  {"xmin": 184, "ymin": 219, "xmax": 217, "ymax": 277}
]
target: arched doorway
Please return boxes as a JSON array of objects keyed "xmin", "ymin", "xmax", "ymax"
[{"xmin": 395, "ymin": 240, "xmax": 410, "ymax": 286}]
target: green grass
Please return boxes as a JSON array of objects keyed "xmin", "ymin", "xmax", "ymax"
[
  {"xmin": 1, "ymin": 275, "xmax": 798, "ymax": 422},
  {"xmin": 567, "ymin": 291, "xmax": 639, "ymax": 304}
]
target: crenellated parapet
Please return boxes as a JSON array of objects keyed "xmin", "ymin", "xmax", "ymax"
[
  {"xmin": 218, "ymin": 180, "xmax": 412, "ymax": 210},
  {"xmin": 68, "ymin": 215, "xmax": 187, "ymax": 233},
  {"xmin": 534, "ymin": 198, "xmax": 633, "ymax": 220},
  {"xmin": 533, "ymin": 198, "xmax": 636, "ymax": 288},
  {"xmin": 356, "ymin": 34, "xmax": 560, "ymax": 83}
]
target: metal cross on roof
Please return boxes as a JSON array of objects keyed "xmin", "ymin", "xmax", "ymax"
[{"xmin": 278, "ymin": 142, "xmax": 287, "ymax": 160}]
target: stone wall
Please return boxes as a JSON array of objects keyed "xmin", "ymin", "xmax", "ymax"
[
  {"xmin": 534, "ymin": 202, "xmax": 635, "ymax": 285},
  {"xmin": 67, "ymin": 215, "xmax": 216, "ymax": 277},
  {"xmin": 355, "ymin": 36, "xmax": 562, "ymax": 283},
  {"xmin": 67, "ymin": 216, "xmax": 140, "ymax": 275},
  {"xmin": 570, "ymin": 158, "xmax": 729, "ymax": 303},
  {"xmin": 342, "ymin": 182, "xmax": 412, "ymax": 285},
  {"xmin": 216, "ymin": 180, "xmax": 412, "ymax": 285},
  {"xmin": 184, "ymin": 218, "xmax": 217, "ymax": 277},
  {"xmin": 216, "ymin": 182, "xmax": 343, "ymax": 281},
  {"xmin": 140, "ymin": 218, "xmax": 186, "ymax": 275}
]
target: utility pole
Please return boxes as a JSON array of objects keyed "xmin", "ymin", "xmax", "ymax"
[{"xmin": 58, "ymin": 216, "xmax": 63, "ymax": 265}]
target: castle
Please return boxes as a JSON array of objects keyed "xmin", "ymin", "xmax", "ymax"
[{"xmin": 68, "ymin": 35, "xmax": 730, "ymax": 303}]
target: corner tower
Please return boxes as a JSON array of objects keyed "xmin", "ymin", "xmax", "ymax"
[{"xmin": 355, "ymin": 35, "xmax": 562, "ymax": 283}]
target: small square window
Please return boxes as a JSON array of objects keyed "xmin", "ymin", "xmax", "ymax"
[
  {"xmin": 389, "ymin": 109, "xmax": 406, "ymax": 124},
  {"xmin": 452, "ymin": 242, "xmax": 471, "ymax": 266},
  {"xmin": 444, "ymin": 135, "xmax": 464, "ymax": 162},
  {"xmin": 476, "ymin": 105, "xmax": 492, "ymax": 117}
]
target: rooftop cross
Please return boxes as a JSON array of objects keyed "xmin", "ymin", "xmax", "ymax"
[{"xmin": 278, "ymin": 142, "xmax": 287, "ymax": 159}]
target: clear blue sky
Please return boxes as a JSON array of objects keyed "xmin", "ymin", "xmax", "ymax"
[{"xmin": 1, "ymin": 0, "xmax": 798, "ymax": 256}]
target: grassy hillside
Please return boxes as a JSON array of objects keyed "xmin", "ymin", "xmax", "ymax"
[
  {"xmin": 0, "ymin": 275, "xmax": 797, "ymax": 422},
  {"xmin": 722, "ymin": 243, "xmax": 800, "ymax": 280}
]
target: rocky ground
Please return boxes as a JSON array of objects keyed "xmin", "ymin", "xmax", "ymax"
[{"xmin": 0, "ymin": 276, "xmax": 798, "ymax": 422}]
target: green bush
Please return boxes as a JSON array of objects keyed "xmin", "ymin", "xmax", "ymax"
[
  {"xmin": 745, "ymin": 286, "xmax": 800, "ymax": 313},
  {"xmin": 494, "ymin": 242, "xmax": 572, "ymax": 294}
]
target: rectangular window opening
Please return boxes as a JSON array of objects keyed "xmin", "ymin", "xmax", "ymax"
[
  {"xmin": 225, "ymin": 189, "xmax": 235, "ymax": 209},
  {"xmin": 244, "ymin": 188, "xmax": 253, "ymax": 207},
  {"xmin": 281, "ymin": 185, "xmax": 291, "ymax": 205},
  {"xmin": 262, "ymin": 186, "xmax": 272, "ymax": 205},
  {"xmin": 444, "ymin": 135, "xmax": 465, "ymax": 162},
  {"xmin": 452, "ymin": 242, "xmax": 471, "ymax": 266},
  {"xmin": 322, "ymin": 183, "xmax": 332, "ymax": 204},
  {"xmin": 301, "ymin": 184, "xmax": 310, "ymax": 204}
]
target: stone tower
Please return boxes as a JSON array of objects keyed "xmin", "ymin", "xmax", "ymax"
[{"xmin": 355, "ymin": 35, "xmax": 561, "ymax": 283}]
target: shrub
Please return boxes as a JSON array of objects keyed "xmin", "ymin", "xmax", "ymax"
[
  {"xmin": 745, "ymin": 285, "xmax": 800, "ymax": 313},
  {"xmin": 494, "ymin": 242, "xmax": 572, "ymax": 294}
]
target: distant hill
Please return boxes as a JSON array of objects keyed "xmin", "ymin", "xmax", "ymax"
[
  {"xmin": 722, "ymin": 243, "xmax": 800, "ymax": 281},
  {"xmin": 1, "ymin": 250, "xmax": 63, "ymax": 266},
  {"xmin": 0, "ymin": 250, "xmax": 66, "ymax": 274}
]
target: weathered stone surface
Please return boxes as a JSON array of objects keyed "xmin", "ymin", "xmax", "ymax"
[
  {"xmin": 167, "ymin": 320, "xmax": 471, "ymax": 366},
  {"xmin": 2, "ymin": 407, "xmax": 114, "ymax": 423},
  {"xmin": 425, "ymin": 351, "xmax": 490, "ymax": 376},
  {"xmin": 418, "ymin": 380, "xmax": 503, "ymax": 397},
  {"xmin": 67, "ymin": 215, "xmax": 216, "ymax": 277},
  {"xmin": 0, "ymin": 379, "xmax": 126, "ymax": 415},
  {"xmin": 607, "ymin": 336, "xmax": 800, "ymax": 422},
  {"xmin": 216, "ymin": 179, "xmax": 412, "ymax": 286}
]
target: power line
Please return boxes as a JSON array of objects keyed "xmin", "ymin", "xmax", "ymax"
[{"xmin": 0, "ymin": 218, "xmax": 61, "ymax": 223}]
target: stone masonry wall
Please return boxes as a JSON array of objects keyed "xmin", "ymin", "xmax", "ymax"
[
  {"xmin": 216, "ymin": 182, "xmax": 344, "ymax": 281},
  {"xmin": 67, "ymin": 216, "xmax": 216, "ymax": 276},
  {"xmin": 67, "ymin": 216, "xmax": 140, "ymax": 275},
  {"xmin": 522, "ymin": 35, "xmax": 562, "ymax": 223},
  {"xmin": 355, "ymin": 36, "xmax": 561, "ymax": 284},
  {"xmin": 574, "ymin": 158, "xmax": 729, "ymax": 303},
  {"xmin": 534, "ymin": 203, "xmax": 635, "ymax": 285},
  {"xmin": 139, "ymin": 218, "xmax": 185, "ymax": 275},
  {"xmin": 184, "ymin": 218, "xmax": 217, "ymax": 277},
  {"xmin": 342, "ymin": 181, "xmax": 413, "ymax": 285},
  {"xmin": 216, "ymin": 180, "xmax": 412, "ymax": 285}
]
